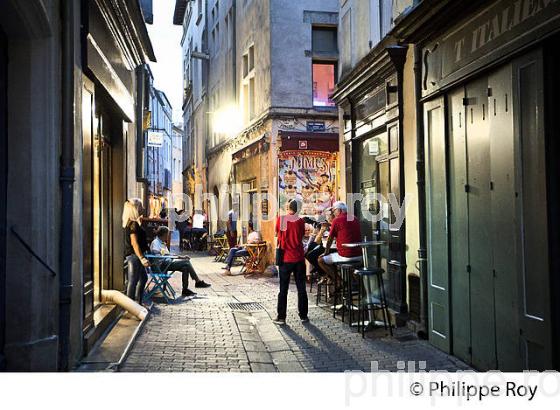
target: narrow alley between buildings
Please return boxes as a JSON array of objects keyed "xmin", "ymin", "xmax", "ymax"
[{"xmin": 119, "ymin": 254, "xmax": 468, "ymax": 373}]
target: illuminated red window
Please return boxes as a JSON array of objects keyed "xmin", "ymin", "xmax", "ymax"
[{"xmin": 312, "ymin": 63, "xmax": 336, "ymax": 108}]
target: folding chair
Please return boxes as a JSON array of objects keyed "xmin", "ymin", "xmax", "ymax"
[
  {"xmin": 213, "ymin": 235, "xmax": 229, "ymax": 262},
  {"xmin": 242, "ymin": 242, "xmax": 267, "ymax": 275},
  {"xmin": 144, "ymin": 255, "xmax": 177, "ymax": 303}
]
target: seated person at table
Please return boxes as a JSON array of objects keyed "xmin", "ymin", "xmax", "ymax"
[
  {"xmin": 318, "ymin": 201, "xmax": 362, "ymax": 288},
  {"xmin": 191, "ymin": 210, "xmax": 209, "ymax": 250},
  {"xmin": 222, "ymin": 222, "xmax": 262, "ymax": 275},
  {"xmin": 150, "ymin": 226, "xmax": 211, "ymax": 297},
  {"xmin": 305, "ymin": 208, "xmax": 334, "ymax": 278}
]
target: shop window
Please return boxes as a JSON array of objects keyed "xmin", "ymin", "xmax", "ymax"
[{"xmin": 312, "ymin": 62, "xmax": 336, "ymax": 107}]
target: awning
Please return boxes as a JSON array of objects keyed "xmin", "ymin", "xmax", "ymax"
[
  {"xmin": 232, "ymin": 134, "xmax": 268, "ymax": 164},
  {"xmin": 278, "ymin": 131, "xmax": 339, "ymax": 152}
]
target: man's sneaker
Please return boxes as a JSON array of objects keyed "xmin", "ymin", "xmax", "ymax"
[
  {"xmin": 272, "ymin": 317, "xmax": 286, "ymax": 325},
  {"xmin": 182, "ymin": 289, "xmax": 196, "ymax": 297},
  {"xmin": 300, "ymin": 317, "xmax": 310, "ymax": 323},
  {"xmin": 195, "ymin": 280, "xmax": 211, "ymax": 288}
]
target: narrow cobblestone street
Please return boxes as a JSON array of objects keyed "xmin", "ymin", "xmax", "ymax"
[{"xmin": 121, "ymin": 254, "xmax": 469, "ymax": 373}]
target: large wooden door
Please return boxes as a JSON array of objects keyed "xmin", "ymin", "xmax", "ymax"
[
  {"xmin": 424, "ymin": 97, "xmax": 451, "ymax": 353},
  {"xmin": 448, "ymin": 86, "xmax": 471, "ymax": 364},
  {"xmin": 449, "ymin": 69, "xmax": 517, "ymax": 369},
  {"xmin": 513, "ymin": 50, "xmax": 552, "ymax": 370},
  {"xmin": 465, "ymin": 77, "xmax": 497, "ymax": 370},
  {"xmin": 489, "ymin": 65, "xmax": 520, "ymax": 371},
  {"xmin": 446, "ymin": 56, "xmax": 550, "ymax": 370},
  {"xmin": 0, "ymin": 28, "xmax": 7, "ymax": 369}
]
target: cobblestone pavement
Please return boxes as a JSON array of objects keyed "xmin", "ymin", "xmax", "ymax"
[{"xmin": 120, "ymin": 254, "xmax": 470, "ymax": 373}]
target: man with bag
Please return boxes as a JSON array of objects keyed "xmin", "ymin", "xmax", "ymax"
[{"xmin": 273, "ymin": 198, "xmax": 309, "ymax": 325}]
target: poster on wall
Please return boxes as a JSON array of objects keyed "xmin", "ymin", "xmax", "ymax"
[{"xmin": 278, "ymin": 150, "xmax": 337, "ymax": 217}]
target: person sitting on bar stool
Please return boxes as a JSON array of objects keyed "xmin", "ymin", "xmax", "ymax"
[
  {"xmin": 304, "ymin": 207, "xmax": 334, "ymax": 281},
  {"xmin": 318, "ymin": 201, "xmax": 362, "ymax": 300}
]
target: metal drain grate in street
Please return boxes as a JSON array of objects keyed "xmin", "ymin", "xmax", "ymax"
[
  {"xmin": 394, "ymin": 334, "xmax": 417, "ymax": 342},
  {"xmin": 227, "ymin": 302, "xmax": 265, "ymax": 311}
]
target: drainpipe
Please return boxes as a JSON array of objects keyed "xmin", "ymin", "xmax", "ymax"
[
  {"xmin": 58, "ymin": 0, "xmax": 77, "ymax": 371},
  {"xmin": 414, "ymin": 45, "xmax": 428, "ymax": 338},
  {"xmin": 232, "ymin": 0, "xmax": 237, "ymax": 98}
]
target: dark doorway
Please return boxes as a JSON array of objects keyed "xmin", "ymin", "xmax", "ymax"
[{"xmin": 0, "ymin": 28, "xmax": 7, "ymax": 369}]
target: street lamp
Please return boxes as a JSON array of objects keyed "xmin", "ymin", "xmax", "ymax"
[{"xmin": 212, "ymin": 105, "xmax": 243, "ymax": 137}]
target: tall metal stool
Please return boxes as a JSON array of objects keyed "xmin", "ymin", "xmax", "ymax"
[
  {"xmin": 339, "ymin": 262, "xmax": 363, "ymax": 324},
  {"xmin": 315, "ymin": 275, "xmax": 329, "ymax": 306},
  {"xmin": 355, "ymin": 268, "xmax": 393, "ymax": 338},
  {"xmin": 331, "ymin": 262, "xmax": 347, "ymax": 318}
]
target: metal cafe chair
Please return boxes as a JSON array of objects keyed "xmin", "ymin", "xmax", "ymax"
[
  {"xmin": 143, "ymin": 255, "xmax": 178, "ymax": 304},
  {"xmin": 213, "ymin": 235, "xmax": 230, "ymax": 262}
]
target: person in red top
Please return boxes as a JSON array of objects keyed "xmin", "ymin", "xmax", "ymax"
[
  {"xmin": 318, "ymin": 201, "xmax": 362, "ymax": 287},
  {"xmin": 273, "ymin": 199, "xmax": 308, "ymax": 325}
]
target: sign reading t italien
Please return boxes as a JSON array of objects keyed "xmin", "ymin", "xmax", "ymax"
[
  {"xmin": 422, "ymin": 0, "xmax": 560, "ymax": 96},
  {"xmin": 147, "ymin": 131, "xmax": 164, "ymax": 148}
]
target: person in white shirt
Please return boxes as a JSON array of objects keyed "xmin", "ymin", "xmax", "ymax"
[
  {"xmin": 222, "ymin": 222, "xmax": 262, "ymax": 275},
  {"xmin": 150, "ymin": 226, "xmax": 210, "ymax": 297}
]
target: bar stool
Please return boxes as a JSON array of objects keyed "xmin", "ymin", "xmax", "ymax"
[
  {"xmin": 355, "ymin": 268, "xmax": 393, "ymax": 338},
  {"xmin": 331, "ymin": 262, "xmax": 347, "ymax": 318},
  {"xmin": 315, "ymin": 273, "xmax": 329, "ymax": 306},
  {"xmin": 339, "ymin": 262, "xmax": 363, "ymax": 324}
]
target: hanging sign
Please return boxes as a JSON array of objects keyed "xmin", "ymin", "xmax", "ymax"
[{"xmin": 147, "ymin": 131, "xmax": 164, "ymax": 148}]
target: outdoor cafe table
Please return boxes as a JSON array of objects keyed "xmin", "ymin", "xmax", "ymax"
[
  {"xmin": 341, "ymin": 240, "xmax": 385, "ymax": 269},
  {"xmin": 144, "ymin": 254, "xmax": 183, "ymax": 303}
]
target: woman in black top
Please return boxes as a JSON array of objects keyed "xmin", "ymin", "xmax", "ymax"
[{"xmin": 122, "ymin": 198, "xmax": 149, "ymax": 303}]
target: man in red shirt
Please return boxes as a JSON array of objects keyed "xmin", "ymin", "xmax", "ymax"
[
  {"xmin": 318, "ymin": 201, "xmax": 362, "ymax": 287},
  {"xmin": 273, "ymin": 199, "xmax": 309, "ymax": 325}
]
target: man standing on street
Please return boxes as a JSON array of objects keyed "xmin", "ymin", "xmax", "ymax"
[{"xmin": 274, "ymin": 199, "xmax": 309, "ymax": 325}]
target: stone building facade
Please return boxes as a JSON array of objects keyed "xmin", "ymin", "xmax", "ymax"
[{"xmin": 0, "ymin": 0, "xmax": 154, "ymax": 370}]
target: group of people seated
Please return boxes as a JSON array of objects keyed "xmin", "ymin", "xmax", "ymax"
[
  {"xmin": 122, "ymin": 199, "xmax": 211, "ymax": 305},
  {"xmin": 121, "ymin": 195, "xmax": 362, "ymax": 309},
  {"xmin": 175, "ymin": 210, "xmax": 209, "ymax": 251},
  {"xmin": 303, "ymin": 201, "xmax": 363, "ymax": 299}
]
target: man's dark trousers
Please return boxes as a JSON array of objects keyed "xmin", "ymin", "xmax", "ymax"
[{"xmin": 277, "ymin": 261, "xmax": 308, "ymax": 320}]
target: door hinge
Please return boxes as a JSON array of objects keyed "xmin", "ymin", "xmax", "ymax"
[
  {"xmin": 466, "ymin": 265, "xmax": 472, "ymax": 273},
  {"xmin": 464, "ymin": 184, "xmax": 470, "ymax": 193},
  {"xmin": 490, "ymin": 181, "xmax": 494, "ymax": 190}
]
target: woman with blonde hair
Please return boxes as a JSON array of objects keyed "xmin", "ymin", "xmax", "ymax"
[{"xmin": 122, "ymin": 198, "xmax": 149, "ymax": 304}]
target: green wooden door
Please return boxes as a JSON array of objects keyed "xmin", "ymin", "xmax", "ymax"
[
  {"xmin": 465, "ymin": 78, "xmax": 498, "ymax": 370},
  {"xmin": 489, "ymin": 64, "xmax": 521, "ymax": 371},
  {"xmin": 448, "ymin": 87, "xmax": 471, "ymax": 364},
  {"xmin": 424, "ymin": 97, "xmax": 450, "ymax": 352},
  {"xmin": 513, "ymin": 50, "xmax": 553, "ymax": 370}
]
